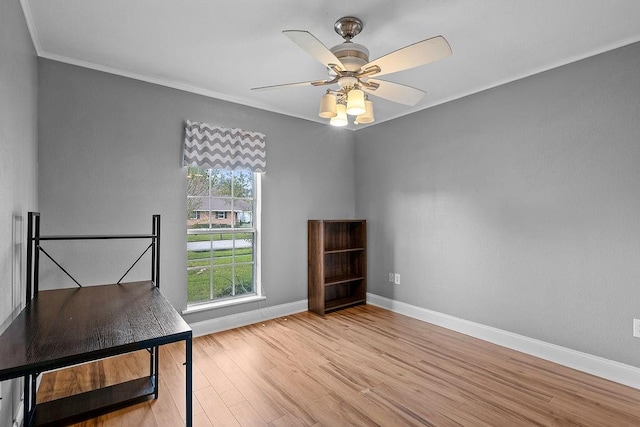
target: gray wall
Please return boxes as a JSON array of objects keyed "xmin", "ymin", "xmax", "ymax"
[
  {"xmin": 355, "ymin": 42, "xmax": 640, "ymax": 367},
  {"xmin": 0, "ymin": 0, "xmax": 38, "ymax": 425},
  {"xmin": 37, "ymin": 59, "xmax": 356, "ymax": 322}
]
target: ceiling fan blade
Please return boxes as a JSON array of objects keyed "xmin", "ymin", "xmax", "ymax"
[
  {"xmin": 283, "ymin": 30, "xmax": 345, "ymax": 71},
  {"xmin": 365, "ymin": 36, "xmax": 452, "ymax": 77},
  {"xmin": 251, "ymin": 80, "xmax": 322, "ymax": 91},
  {"xmin": 362, "ymin": 79, "xmax": 426, "ymax": 106}
]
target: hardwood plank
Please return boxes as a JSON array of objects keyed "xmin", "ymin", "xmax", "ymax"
[
  {"xmin": 267, "ymin": 413, "xmax": 306, "ymax": 427},
  {"xmin": 165, "ymin": 341, "xmax": 209, "ymax": 393},
  {"xmin": 228, "ymin": 400, "xmax": 268, "ymax": 427},
  {"xmin": 194, "ymin": 385, "xmax": 240, "ymax": 427},
  {"xmin": 548, "ymin": 393, "xmax": 640, "ymax": 426},
  {"xmin": 211, "ymin": 351, "xmax": 285, "ymax": 423},
  {"xmin": 156, "ymin": 344, "xmax": 203, "ymax": 420},
  {"xmin": 144, "ymin": 347, "xmax": 205, "ymax": 420},
  {"xmin": 193, "ymin": 412, "xmax": 213, "ymax": 427},
  {"xmin": 199, "ymin": 346, "xmax": 246, "ymax": 407},
  {"xmin": 305, "ymin": 363, "xmax": 414, "ymax": 426},
  {"xmin": 37, "ymin": 305, "xmax": 640, "ymax": 426},
  {"xmin": 222, "ymin": 347, "xmax": 318, "ymax": 426},
  {"xmin": 304, "ymin": 392, "xmax": 378, "ymax": 427},
  {"xmin": 149, "ymin": 376, "xmax": 188, "ymax": 427}
]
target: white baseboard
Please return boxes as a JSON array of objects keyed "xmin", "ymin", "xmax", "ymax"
[
  {"xmin": 367, "ymin": 292, "xmax": 640, "ymax": 390},
  {"xmin": 188, "ymin": 299, "xmax": 308, "ymax": 337}
]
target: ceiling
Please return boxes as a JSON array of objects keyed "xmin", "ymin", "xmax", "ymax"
[{"xmin": 21, "ymin": 0, "xmax": 640, "ymax": 130}]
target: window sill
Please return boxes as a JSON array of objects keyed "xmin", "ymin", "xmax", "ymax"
[{"xmin": 182, "ymin": 295, "xmax": 266, "ymax": 315}]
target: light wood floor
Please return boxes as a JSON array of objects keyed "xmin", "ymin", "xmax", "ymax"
[{"xmin": 38, "ymin": 305, "xmax": 640, "ymax": 426}]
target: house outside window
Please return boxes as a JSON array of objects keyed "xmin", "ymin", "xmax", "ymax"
[{"xmin": 187, "ymin": 167, "xmax": 261, "ymax": 306}]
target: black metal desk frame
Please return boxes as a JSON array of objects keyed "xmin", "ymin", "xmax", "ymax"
[{"xmin": 0, "ymin": 212, "xmax": 193, "ymax": 426}]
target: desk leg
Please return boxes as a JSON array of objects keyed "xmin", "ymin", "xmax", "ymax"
[
  {"xmin": 24, "ymin": 374, "xmax": 32, "ymax": 426},
  {"xmin": 154, "ymin": 345, "xmax": 160, "ymax": 399},
  {"xmin": 23, "ymin": 372, "xmax": 39, "ymax": 426},
  {"xmin": 185, "ymin": 336, "xmax": 193, "ymax": 427}
]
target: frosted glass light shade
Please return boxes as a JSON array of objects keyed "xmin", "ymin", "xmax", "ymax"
[
  {"xmin": 346, "ymin": 89, "xmax": 366, "ymax": 115},
  {"xmin": 355, "ymin": 100, "xmax": 374, "ymax": 124},
  {"xmin": 330, "ymin": 103, "xmax": 348, "ymax": 126},
  {"xmin": 318, "ymin": 93, "xmax": 337, "ymax": 118}
]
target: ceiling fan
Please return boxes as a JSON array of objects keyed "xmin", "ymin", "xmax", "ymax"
[{"xmin": 251, "ymin": 16, "xmax": 452, "ymax": 126}]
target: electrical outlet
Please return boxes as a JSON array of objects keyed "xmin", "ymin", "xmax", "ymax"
[
  {"xmin": 634, "ymin": 319, "xmax": 640, "ymax": 338},
  {"xmin": 388, "ymin": 272, "xmax": 394, "ymax": 282},
  {"xmin": 394, "ymin": 273, "xmax": 401, "ymax": 285}
]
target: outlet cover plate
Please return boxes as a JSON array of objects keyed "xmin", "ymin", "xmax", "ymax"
[
  {"xmin": 394, "ymin": 273, "xmax": 401, "ymax": 285},
  {"xmin": 634, "ymin": 319, "xmax": 640, "ymax": 338}
]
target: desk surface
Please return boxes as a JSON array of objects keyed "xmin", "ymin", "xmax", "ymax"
[{"xmin": 0, "ymin": 281, "xmax": 191, "ymax": 380}]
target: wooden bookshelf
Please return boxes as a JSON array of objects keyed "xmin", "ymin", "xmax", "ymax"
[{"xmin": 308, "ymin": 220, "xmax": 366, "ymax": 315}]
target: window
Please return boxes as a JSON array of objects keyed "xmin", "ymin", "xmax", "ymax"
[{"xmin": 187, "ymin": 167, "xmax": 261, "ymax": 306}]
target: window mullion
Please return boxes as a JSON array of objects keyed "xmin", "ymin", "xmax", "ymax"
[
  {"xmin": 208, "ymin": 170, "xmax": 214, "ymax": 299},
  {"xmin": 209, "ymin": 234, "xmax": 214, "ymax": 300},
  {"xmin": 231, "ymin": 170, "xmax": 236, "ymax": 296}
]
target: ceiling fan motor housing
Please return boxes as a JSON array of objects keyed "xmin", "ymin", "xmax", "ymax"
[{"xmin": 330, "ymin": 43, "xmax": 370, "ymax": 72}]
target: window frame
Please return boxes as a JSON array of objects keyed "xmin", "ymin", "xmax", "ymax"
[{"xmin": 185, "ymin": 169, "xmax": 262, "ymax": 311}]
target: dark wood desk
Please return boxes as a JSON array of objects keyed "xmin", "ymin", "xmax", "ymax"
[{"xmin": 0, "ymin": 281, "xmax": 193, "ymax": 426}]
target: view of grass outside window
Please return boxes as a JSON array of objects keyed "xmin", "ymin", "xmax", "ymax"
[{"xmin": 187, "ymin": 167, "xmax": 259, "ymax": 305}]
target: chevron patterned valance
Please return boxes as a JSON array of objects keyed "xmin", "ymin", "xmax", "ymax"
[{"xmin": 183, "ymin": 120, "xmax": 266, "ymax": 173}]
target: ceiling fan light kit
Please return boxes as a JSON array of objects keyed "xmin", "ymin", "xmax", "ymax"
[
  {"xmin": 319, "ymin": 92, "xmax": 338, "ymax": 118},
  {"xmin": 252, "ymin": 16, "xmax": 452, "ymax": 127},
  {"xmin": 355, "ymin": 99, "xmax": 375, "ymax": 125},
  {"xmin": 320, "ymin": 87, "xmax": 369, "ymax": 125},
  {"xmin": 330, "ymin": 103, "xmax": 348, "ymax": 127},
  {"xmin": 346, "ymin": 88, "xmax": 366, "ymax": 115}
]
